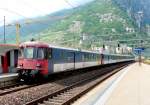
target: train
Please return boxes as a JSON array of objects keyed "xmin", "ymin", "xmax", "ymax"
[{"xmin": 17, "ymin": 41, "xmax": 134, "ymax": 80}]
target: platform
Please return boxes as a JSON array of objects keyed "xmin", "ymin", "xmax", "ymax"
[
  {"xmin": 73, "ymin": 63, "xmax": 150, "ymax": 105},
  {"xmin": 0, "ymin": 73, "xmax": 18, "ymax": 88},
  {"xmin": 0, "ymin": 73, "xmax": 18, "ymax": 82}
]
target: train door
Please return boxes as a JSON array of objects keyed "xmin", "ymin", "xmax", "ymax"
[
  {"xmin": 7, "ymin": 52, "xmax": 10, "ymax": 72},
  {"xmin": 14, "ymin": 50, "xmax": 19, "ymax": 67},
  {"xmin": 74, "ymin": 52, "xmax": 82, "ymax": 69},
  {"xmin": 73, "ymin": 52, "xmax": 75, "ymax": 69},
  {"xmin": 67, "ymin": 51, "xmax": 75, "ymax": 70},
  {"xmin": 1, "ymin": 55, "xmax": 8, "ymax": 73},
  {"xmin": 100, "ymin": 54, "xmax": 104, "ymax": 64},
  {"xmin": 9, "ymin": 50, "xmax": 19, "ymax": 73},
  {"xmin": 47, "ymin": 48, "xmax": 53, "ymax": 73}
]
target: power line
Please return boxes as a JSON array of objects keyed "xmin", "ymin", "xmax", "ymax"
[
  {"xmin": 0, "ymin": 8, "xmax": 28, "ymax": 19},
  {"xmin": 20, "ymin": 0, "xmax": 45, "ymax": 14},
  {"xmin": 3, "ymin": 16, "xmax": 6, "ymax": 44},
  {"xmin": 64, "ymin": 0, "xmax": 76, "ymax": 8}
]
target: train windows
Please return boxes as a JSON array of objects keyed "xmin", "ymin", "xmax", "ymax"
[
  {"xmin": 82, "ymin": 54, "xmax": 84, "ymax": 61},
  {"xmin": 87, "ymin": 54, "xmax": 89, "ymax": 61},
  {"xmin": 108, "ymin": 55, "xmax": 110, "ymax": 61},
  {"xmin": 95, "ymin": 55, "xmax": 97, "ymax": 60},
  {"xmin": 19, "ymin": 48, "xmax": 25, "ymax": 58},
  {"xmin": 0, "ymin": 56, "xmax": 1, "ymax": 67},
  {"xmin": 37, "ymin": 48, "xmax": 45, "ymax": 59},
  {"xmin": 61, "ymin": 51, "xmax": 65, "ymax": 59},
  {"xmin": 37, "ymin": 48, "xmax": 52, "ymax": 59},
  {"xmin": 46, "ymin": 48, "xmax": 52, "ymax": 59},
  {"xmin": 23, "ymin": 47, "xmax": 34, "ymax": 59},
  {"xmin": 87, "ymin": 54, "xmax": 90, "ymax": 61},
  {"xmin": 96, "ymin": 55, "xmax": 98, "ymax": 60},
  {"xmin": 92, "ymin": 54, "xmax": 94, "ymax": 60},
  {"xmin": 84, "ymin": 53, "xmax": 86, "ymax": 61}
]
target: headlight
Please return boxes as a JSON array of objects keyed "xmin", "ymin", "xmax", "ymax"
[
  {"xmin": 19, "ymin": 64, "xmax": 23, "ymax": 67},
  {"xmin": 36, "ymin": 63, "xmax": 41, "ymax": 68}
]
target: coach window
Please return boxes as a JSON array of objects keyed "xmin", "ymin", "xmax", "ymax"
[
  {"xmin": 61, "ymin": 51, "xmax": 65, "ymax": 59},
  {"xmin": 82, "ymin": 54, "xmax": 84, "ymax": 61},
  {"xmin": 46, "ymin": 48, "xmax": 52, "ymax": 59},
  {"xmin": 19, "ymin": 48, "xmax": 24, "ymax": 57},
  {"xmin": 0, "ymin": 56, "xmax": 1, "ymax": 67}
]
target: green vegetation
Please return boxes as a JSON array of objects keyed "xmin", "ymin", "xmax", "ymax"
[
  {"xmin": 2, "ymin": 0, "xmax": 145, "ymax": 50},
  {"xmin": 32, "ymin": 0, "xmax": 141, "ymax": 49}
]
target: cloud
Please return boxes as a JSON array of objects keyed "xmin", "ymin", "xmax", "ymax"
[{"xmin": 0, "ymin": 0, "xmax": 94, "ymax": 25}]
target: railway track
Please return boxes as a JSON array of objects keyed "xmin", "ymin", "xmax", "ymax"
[
  {"xmin": 0, "ymin": 83, "xmax": 40, "ymax": 96},
  {"xmin": 0, "ymin": 62, "xmax": 132, "ymax": 105},
  {"xmin": 25, "ymin": 64, "xmax": 128, "ymax": 105}
]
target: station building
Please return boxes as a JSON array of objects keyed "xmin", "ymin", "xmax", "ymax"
[{"xmin": 0, "ymin": 44, "xmax": 19, "ymax": 73}]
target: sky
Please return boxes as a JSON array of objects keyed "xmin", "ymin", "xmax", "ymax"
[{"xmin": 0, "ymin": 0, "xmax": 94, "ymax": 25}]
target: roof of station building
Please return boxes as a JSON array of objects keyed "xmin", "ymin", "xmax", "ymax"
[{"xmin": 0, "ymin": 44, "xmax": 18, "ymax": 56}]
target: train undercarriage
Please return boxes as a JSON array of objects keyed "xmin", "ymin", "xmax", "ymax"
[{"xmin": 17, "ymin": 69, "xmax": 43, "ymax": 83}]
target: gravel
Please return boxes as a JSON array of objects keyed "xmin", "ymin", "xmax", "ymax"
[{"xmin": 0, "ymin": 66, "xmax": 115, "ymax": 105}]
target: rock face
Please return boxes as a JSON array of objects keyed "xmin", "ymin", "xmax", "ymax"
[{"xmin": 113, "ymin": 0, "xmax": 150, "ymax": 24}]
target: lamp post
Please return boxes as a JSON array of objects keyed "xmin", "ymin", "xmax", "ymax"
[{"xmin": 3, "ymin": 16, "xmax": 6, "ymax": 44}]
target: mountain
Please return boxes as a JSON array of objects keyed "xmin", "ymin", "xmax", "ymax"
[
  {"xmin": 32, "ymin": 0, "xmax": 144, "ymax": 49},
  {"xmin": 113, "ymin": 0, "xmax": 150, "ymax": 25},
  {"xmin": 0, "ymin": 0, "xmax": 147, "ymax": 49}
]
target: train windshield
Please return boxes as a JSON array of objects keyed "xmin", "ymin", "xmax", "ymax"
[
  {"xmin": 20, "ymin": 47, "xmax": 51, "ymax": 59},
  {"xmin": 37, "ymin": 48, "xmax": 45, "ymax": 59},
  {"xmin": 21, "ymin": 47, "xmax": 35, "ymax": 59}
]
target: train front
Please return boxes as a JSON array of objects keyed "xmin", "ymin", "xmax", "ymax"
[{"xmin": 17, "ymin": 41, "xmax": 51, "ymax": 81}]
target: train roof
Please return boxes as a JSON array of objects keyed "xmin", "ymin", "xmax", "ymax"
[
  {"xmin": 20, "ymin": 41, "xmax": 133, "ymax": 57},
  {"xmin": 104, "ymin": 53, "xmax": 133, "ymax": 57},
  {"xmin": 20, "ymin": 41, "xmax": 102, "ymax": 54},
  {"xmin": 20, "ymin": 41, "xmax": 49, "ymax": 48}
]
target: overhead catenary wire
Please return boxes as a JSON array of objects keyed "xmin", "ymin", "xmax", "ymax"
[
  {"xmin": 0, "ymin": 1, "xmax": 75, "ymax": 44},
  {"xmin": 0, "ymin": 0, "xmax": 78, "ymax": 26},
  {"xmin": 20, "ymin": 0, "xmax": 45, "ymax": 14},
  {"xmin": 0, "ymin": 8, "xmax": 29, "ymax": 19},
  {"xmin": 64, "ymin": 0, "xmax": 77, "ymax": 8},
  {"xmin": 0, "ymin": 2, "xmax": 74, "ymax": 44},
  {"xmin": 0, "ymin": 8, "xmax": 48, "ymax": 26}
]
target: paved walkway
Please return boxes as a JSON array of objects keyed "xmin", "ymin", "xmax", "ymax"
[
  {"xmin": 105, "ymin": 63, "xmax": 150, "ymax": 105},
  {"xmin": 73, "ymin": 63, "xmax": 150, "ymax": 105}
]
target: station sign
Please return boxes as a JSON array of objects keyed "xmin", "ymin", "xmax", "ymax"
[
  {"xmin": 134, "ymin": 48, "xmax": 145, "ymax": 51},
  {"xmin": 134, "ymin": 47, "xmax": 145, "ymax": 54}
]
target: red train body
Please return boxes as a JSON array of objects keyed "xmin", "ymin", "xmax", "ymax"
[{"xmin": 17, "ymin": 42, "xmax": 50, "ymax": 80}]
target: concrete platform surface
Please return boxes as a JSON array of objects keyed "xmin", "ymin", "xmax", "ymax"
[
  {"xmin": 105, "ymin": 63, "xmax": 150, "ymax": 105},
  {"xmin": 0, "ymin": 73, "xmax": 18, "ymax": 78},
  {"xmin": 0, "ymin": 73, "xmax": 18, "ymax": 81},
  {"xmin": 73, "ymin": 63, "xmax": 150, "ymax": 105}
]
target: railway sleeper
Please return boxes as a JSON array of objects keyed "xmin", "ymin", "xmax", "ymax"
[
  {"xmin": 43, "ymin": 101, "xmax": 62, "ymax": 105},
  {"xmin": 52, "ymin": 96, "xmax": 72, "ymax": 100},
  {"xmin": 58, "ymin": 94, "xmax": 73, "ymax": 97},
  {"xmin": 64, "ymin": 92, "xmax": 79, "ymax": 97},
  {"xmin": 38, "ymin": 104, "xmax": 45, "ymax": 105},
  {"xmin": 47, "ymin": 98, "xmax": 70, "ymax": 105},
  {"xmin": 48, "ymin": 98, "xmax": 65, "ymax": 102}
]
